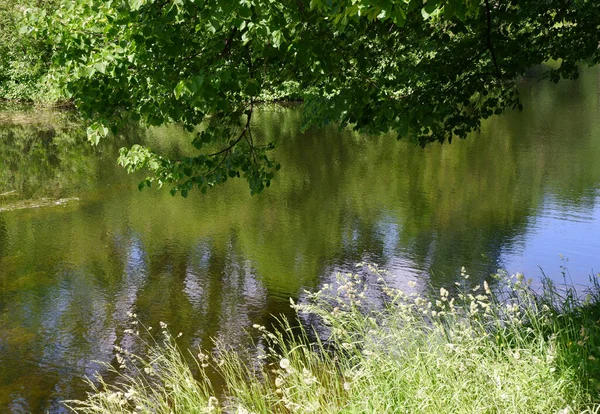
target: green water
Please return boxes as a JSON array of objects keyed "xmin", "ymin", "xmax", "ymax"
[{"xmin": 1, "ymin": 68, "xmax": 600, "ymax": 412}]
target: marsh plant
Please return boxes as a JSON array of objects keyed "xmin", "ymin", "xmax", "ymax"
[{"xmin": 69, "ymin": 265, "xmax": 600, "ymax": 413}]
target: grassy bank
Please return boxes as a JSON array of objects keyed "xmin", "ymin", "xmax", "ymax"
[{"xmin": 69, "ymin": 265, "xmax": 600, "ymax": 413}]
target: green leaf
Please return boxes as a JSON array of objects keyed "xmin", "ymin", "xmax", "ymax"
[
  {"xmin": 85, "ymin": 66, "xmax": 96, "ymax": 78},
  {"xmin": 244, "ymin": 80, "xmax": 260, "ymax": 97},
  {"xmin": 239, "ymin": 6, "xmax": 252, "ymax": 19},
  {"xmin": 174, "ymin": 81, "xmax": 185, "ymax": 100},
  {"xmin": 272, "ymin": 30, "xmax": 285, "ymax": 48},
  {"xmin": 86, "ymin": 123, "xmax": 109, "ymax": 145},
  {"xmin": 129, "ymin": 0, "xmax": 144, "ymax": 11},
  {"xmin": 94, "ymin": 62, "xmax": 107, "ymax": 74}
]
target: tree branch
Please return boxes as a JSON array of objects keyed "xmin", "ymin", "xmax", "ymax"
[
  {"xmin": 221, "ymin": 26, "xmax": 238, "ymax": 58},
  {"xmin": 484, "ymin": 0, "xmax": 502, "ymax": 79},
  {"xmin": 208, "ymin": 101, "xmax": 254, "ymax": 158}
]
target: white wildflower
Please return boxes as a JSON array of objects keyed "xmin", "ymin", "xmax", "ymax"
[
  {"xmin": 124, "ymin": 388, "xmax": 136, "ymax": 400},
  {"xmin": 302, "ymin": 368, "xmax": 317, "ymax": 385},
  {"xmin": 279, "ymin": 358, "xmax": 291, "ymax": 370},
  {"xmin": 236, "ymin": 406, "xmax": 251, "ymax": 414},
  {"xmin": 207, "ymin": 396, "xmax": 219, "ymax": 409},
  {"xmin": 469, "ymin": 301, "xmax": 478, "ymax": 314}
]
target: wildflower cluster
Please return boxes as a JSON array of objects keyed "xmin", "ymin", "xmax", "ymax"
[{"xmin": 69, "ymin": 265, "xmax": 600, "ymax": 413}]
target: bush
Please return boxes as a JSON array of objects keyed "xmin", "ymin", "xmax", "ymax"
[
  {"xmin": 0, "ymin": 0, "xmax": 61, "ymax": 103},
  {"xmin": 68, "ymin": 265, "xmax": 600, "ymax": 413}
]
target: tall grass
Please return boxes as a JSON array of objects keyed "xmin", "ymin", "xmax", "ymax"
[{"xmin": 68, "ymin": 265, "xmax": 600, "ymax": 413}]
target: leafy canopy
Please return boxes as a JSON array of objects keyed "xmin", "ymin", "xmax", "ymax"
[{"xmin": 26, "ymin": 0, "xmax": 600, "ymax": 195}]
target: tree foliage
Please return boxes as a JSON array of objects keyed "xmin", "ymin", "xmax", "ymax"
[
  {"xmin": 0, "ymin": 0, "xmax": 61, "ymax": 102},
  {"xmin": 26, "ymin": 0, "xmax": 600, "ymax": 195}
]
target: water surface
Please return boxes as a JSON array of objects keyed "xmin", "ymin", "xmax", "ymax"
[{"xmin": 1, "ymin": 68, "xmax": 600, "ymax": 412}]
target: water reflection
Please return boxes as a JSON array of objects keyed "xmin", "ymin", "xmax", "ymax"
[{"xmin": 0, "ymin": 68, "xmax": 600, "ymax": 411}]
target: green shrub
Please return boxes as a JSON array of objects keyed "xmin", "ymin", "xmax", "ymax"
[{"xmin": 0, "ymin": 0, "xmax": 61, "ymax": 103}]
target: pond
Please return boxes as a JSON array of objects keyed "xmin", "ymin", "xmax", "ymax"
[{"xmin": 1, "ymin": 68, "xmax": 600, "ymax": 412}]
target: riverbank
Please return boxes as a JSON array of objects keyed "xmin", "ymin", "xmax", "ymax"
[{"xmin": 69, "ymin": 265, "xmax": 600, "ymax": 413}]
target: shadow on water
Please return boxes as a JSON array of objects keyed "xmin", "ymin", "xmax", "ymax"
[{"xmin": 0, "ymin": 67, "xmax": 599, "ymax": 411}]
